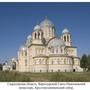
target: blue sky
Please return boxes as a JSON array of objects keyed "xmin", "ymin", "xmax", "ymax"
[{"xmin": 0, "ymin": 2, "xmax": 90, "ymax": 63}]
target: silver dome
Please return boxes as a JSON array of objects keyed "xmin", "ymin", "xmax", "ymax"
[
  {"xmin": 26, "ymin": 35, "xmax": 32, "ymax": 46},
  {"xmin": 48, "ymin": 38, "xmax": 65, "ymax": 47},
  {"xmin": 40, "ymin": 17, "xmax": 54, "ymax": 27},
  {"xmin": 62, "ymin": 28, "xmax": 69, "ymax": 33},
  {"xmin": 34, "ymin": 25, "xmax": 40, "ymax": 31},
  {"xmin": 12, "ymin": 58, "xmax": 16, "ymax": 61},
  {"xmin": 27, "ymin": 35, "xmax": 32, "ymax": 40},
  {"xmin": 20, "ymin": 45, "xmax": 26, "ymax": 51}
]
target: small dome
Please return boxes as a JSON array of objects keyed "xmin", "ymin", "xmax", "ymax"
[
  {"xmin": 34, "ymin": 25, "xmax": 40, "ymax": 31},
  {"xmin": 62, "ymin": 28, "xmax": 69, "ymax": 33},
  {"xmin": 12, "ymin": 58, "xmax": 16, "ymax": 62},
  {"xmin": 26, "ymin": 35, "xmax": 32, "ymax": 46},
  {"xmin": 40, "ymin": 17, "xmax": 54, "ymax": 27},
  {"xmin": 12, "ymin": 58, "xmax": 15, "ymax": 61},
  {"xmin": 20, "ymin": 46, "xmax": 26, "ymax": 51},
  {"xmin": 48, "ymin": 38, "xmax": 65, "ymax": 47},
  {"xmin": 27, "ymin": 35, "xmax": 32, "ymax": 40}
]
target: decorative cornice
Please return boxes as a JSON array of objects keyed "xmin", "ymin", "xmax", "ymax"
[
  {"xmin": 33, "ymin": 56, "xmax": 48, "ymax": 58},
  {"xmin": 32, "ymin": 54, "xmax": 80, "ymax": 59},
  {"xmin": 28, "ymin": 43, "xmax": 46, "ymax": 48},
  {"xmin": 65, "ymin": 46, "xmax": 77, "ymax": 48}
]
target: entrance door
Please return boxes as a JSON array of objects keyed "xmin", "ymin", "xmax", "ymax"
[{"xmin": 73, "ymin": 69, "xmax": 75, "ymax": 72}]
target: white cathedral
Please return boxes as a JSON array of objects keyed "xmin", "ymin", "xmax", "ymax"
[{"xmin": 13, "ymin": 17, "xmax": 83, "ymax": 72}]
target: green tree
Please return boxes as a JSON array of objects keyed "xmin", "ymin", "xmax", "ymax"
[
  {"xmin": 80, "ymin": 54, "xmax": 88, "ymax": 71},
  {"xmin": 0, "ymin": 63, "xmax": 2, "ymax": 70},
  {"xmin": 87, "ymin": 55, "xmax": 90, "ymax": 71}
]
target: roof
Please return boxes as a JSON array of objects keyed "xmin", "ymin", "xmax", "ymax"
[
  {"xmin": 33, "ymin": 25, "xmax": 41, "ymax": 31},
  {"xmin": 40, "ymin": 17, "xmax": 54, "ymax": 27},
  {"xmin": 48, "ymin": 38, "xmax": 65, "ymax": 47},
  {"xmin": 62, "ymin": 28, "xmax": 69, "ymax": 34}
]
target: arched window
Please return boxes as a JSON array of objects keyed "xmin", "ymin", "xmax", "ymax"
[
  {"xmin": 67, "ymin": 59, "xmax": 69, "ymax": 64},
  {"xmin": 52, "ymin": 48, "xmax": 54, "ymax": 53},
  {"xmin": 39, "ymin": 59, "xmax": 41, "ymax": 64},
  {"xmin": 61, "ymin": 48, "xmax": 63, "ymax": 53},
  {"xmin": 41, "ymin": 49, "xmax": 43, "ymax": 54},
  {"xmin": 72, "ymin": 57, "xmax": 74, "ymax": 65},
  {"xmin": 58, "ymin": 59, "xmax": 60, "ymax": 64},
  {"xmin": 25, "ymin": 59, "xmax": 27, "ymax": 66},
  {"xmin": 42, "ymin": 32, "xmax": 43, "ymax": 37},
  {"xmin": 25, "ymin": 51, "xmax": 27, "ymax": 56},
  {"xmin": 64, "ymin": 59, "xmax": 66, "ymax": 64},
  {"xmin": 64, "ymin": 36, "xmax": 66, "ymax": 42},
  {"xmin": 67, "ymin": 35, "xmax": 69, "ymax": 42},
  {"xmin": 69, "ymin": 59, "xmax": 71, "ymax": 64},
  {"xmin": 42, "ymin": 59, "xmax": 44, "ymax": 64},
  {"xmin": 56, "ymin": 48, "xmax": 58, "ymax": 53},
  {"xmin": 51, "ymin": 60, "xmax": 54, "ymax": 64},
  {"xmin": 38, "ymin": 32, "xmax": 40, "ymax": 39},
  {"xmin": 46, "ymin": 59, "xmax": 49, "ymax": 64},
  {"xmin": 35, "ymin": 33, "xmax": 37, "ymax": 39}
]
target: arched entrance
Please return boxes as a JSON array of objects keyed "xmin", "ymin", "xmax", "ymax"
[
  {"xmin": 12, "ymin": 62, "xmax": 16, "ymax": 70},
  {"xmin": 73, "ymin": 69, "xmax": 75, "ymax": 72}
]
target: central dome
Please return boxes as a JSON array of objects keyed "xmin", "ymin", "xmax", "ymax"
[
  {"xmin": 40, "ymin": 17, "xmax": 54, "ymax": 27},
  {"xmin": 48, "ymin": 38, "xmax": 65, "ymax": 48}
]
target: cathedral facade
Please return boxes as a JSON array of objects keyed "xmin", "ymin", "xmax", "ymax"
[{"xmin": 16, "ymin": 17, "xmax": 83, "ymax": 72}]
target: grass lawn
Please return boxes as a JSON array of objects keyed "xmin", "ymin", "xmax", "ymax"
[{"xmin": 0, "ymin": 71, "xmax": 90, "ymax": 82}]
